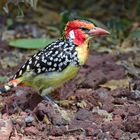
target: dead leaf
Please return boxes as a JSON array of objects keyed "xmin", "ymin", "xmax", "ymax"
[
  {"xmin": 43, "ymin": 115, "xmax": 51, "ymax": 125},
  {"xmin": 100, "ymin": 78, "xmax": 130, "ymax": 90},
  {"xmin": 58, "ymin": 100, "xmax": 74, "ymax": 108},
  {"xmin": 77, "ymin": 100, "xmax": 87, "ymax": 108}
]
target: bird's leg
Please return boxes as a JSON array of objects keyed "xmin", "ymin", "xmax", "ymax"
[
  {"xmin": 42, "ymin": 95, "xmax": 60, "ymax": 110},
  {"xmin": 41, "ymin": 87, "xmax": 60, "ymax": 110},
  {"xmin": 41, "ymin": 87, "xmax": 71, "ymax": 122},
  {"xmin": 41, "ymin": 87, "xmax": 55, "ymax": 97}
]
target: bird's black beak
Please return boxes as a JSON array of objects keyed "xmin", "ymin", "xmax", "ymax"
[{"xmin": 89, "ymin": 27, "xmax": 110, "ymax": 36}]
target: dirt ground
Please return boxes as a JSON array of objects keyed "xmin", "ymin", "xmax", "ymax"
[{"xmin": 0, "ymin": 38, "xmax": 140, "ymax": 140}]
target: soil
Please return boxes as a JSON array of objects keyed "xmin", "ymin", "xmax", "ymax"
[{"xmin": 0, "ymin": 41, "xmax": 139, "ymax": 140}]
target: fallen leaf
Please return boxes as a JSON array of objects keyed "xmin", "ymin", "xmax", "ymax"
[
  {"xmin": 100, "ymin": 78, "xmax": 130, "ymax": 91},
  {"xmin": 0, "ymin": 76, "xmax": 8, "ymax": 83},
  {"xmin": 58, "ymin": 100, "xmax": 74, "ymax": 108},
  {"xmin": 77, "ymin": 100, "xmax": 87, "ymax": 108}
]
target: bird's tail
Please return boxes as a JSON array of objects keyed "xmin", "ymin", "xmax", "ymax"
[{"xmin": 0, "ymin": 79, "xmax": 22, "ymax": 95}]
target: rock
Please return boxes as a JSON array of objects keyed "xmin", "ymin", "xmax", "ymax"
[
  {"xmin": 0, "ymin": 119, "xmax": 13, "ymax": 140},
  {"xmin": 24, "ymin": 126, "xmax": 39, "ymax": 135},
  {"xmin": 25, "ymin": 116, "xmax": 34, "ymax": 125},
  {"xmin": 124, "ymin": 115, "xmax": 140, "ymax": 133},
  {"xmin": 112, "ymin": 129, "xmax": 124, "ymax": 139},
  {"xmin": 69, "ymin": 119, "xmax": 98, "ymax": 134},
  {"xmin": 35, "ymin": 102, "xmax": 70, "ymax": 126},
  {"xmin": 75, "ymin": 109, "xmax": 92, "ymax": 121},
  {"xmin": 47, "ymin": 125, "xmax": 67, "ymax": 136},
  {"xmin": 97, "ymin": 131, "xmax": 113, "ymax": 140}
]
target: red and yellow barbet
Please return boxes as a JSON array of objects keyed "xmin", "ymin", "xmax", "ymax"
[{"xmin": 0, "ymin": 19, "xmax": 110, "ymax": 102}]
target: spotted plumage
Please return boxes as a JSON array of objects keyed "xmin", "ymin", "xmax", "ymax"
[
  {"xmin": 13, "ymin": 39, "xmax": 79, "ymax": 80},
  {"xmin": 0, "ymin": 19, "xmax": 110, "ymax": 99}
]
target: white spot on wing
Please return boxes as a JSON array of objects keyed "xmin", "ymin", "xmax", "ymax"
[
  {"xmin": 22, "ymin": 65, "xmax": 25, "ymax": 68},
  {"xmin": 42, "ymin": 59, "xmax": 47, "ymax": 63},
  {"xmin": 35, "ymin": 61, "xmax": 37, "ymax": 65},
  {"xmin": 55, "ymin": 58, "xmax": 58, "ymax": 61},
  {"xmin": 54, "ymin": 63, "xmax": 57, "ymax": 67},
  {"xmin": 19, "ymin": 70, "xmax": 22, "ymax": 76},
  {"xmin": 37, "ymin": 68, "xmax": 41, "ymax": 73},
  {"xmin": 50, "ymin": 57, "xmax": 53, "ymax": 61},
  {"xmin": 35, "ymin": 56, "xmax": 39, "ymax": 60},
  {"xmin": 48, "ymin": 62, "xmax": 52, "ymax": 66},
  {"xmin": 26, "ymin": 65, "xmax": 30, "ymax": 71},
  {"xmin": 36, "ymin": 63, "xmax": 40, "ymax": 67},
  {"xmin": 42, "ymin": 67, "xmax": 46, "ymax": 71}
]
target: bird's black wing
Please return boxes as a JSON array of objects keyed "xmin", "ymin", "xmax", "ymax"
[{"xmin": 13, "ymin": 39, "xmax": 77, "ymax": 79}]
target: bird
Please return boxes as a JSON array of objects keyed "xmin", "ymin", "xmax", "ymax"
[{"xmin": 0, "ymin": 19, "xmax": 110, "ymax": 105}]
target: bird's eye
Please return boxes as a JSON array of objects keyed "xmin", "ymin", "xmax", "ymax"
[{"xmin": 80, "ymin": 27, "xmax": 89, "ymax": 32}]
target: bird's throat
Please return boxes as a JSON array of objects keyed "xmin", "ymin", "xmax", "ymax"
[{"xmin": 75, "ymin": 39, "xmax": 89, "ymax": 65}]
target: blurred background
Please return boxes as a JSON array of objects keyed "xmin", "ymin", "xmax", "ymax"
[
  {"xmin": 0, "ymin": 0, "xmax": 140, "ymax": 48},
  {"xmin": 0, "ymin": 0, "xmax": 140, "ymax": 80}
]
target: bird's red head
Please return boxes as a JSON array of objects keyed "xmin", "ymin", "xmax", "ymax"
[{"xmin": 64, "ymin": 19, "xmax": 110, "ymax": 46}]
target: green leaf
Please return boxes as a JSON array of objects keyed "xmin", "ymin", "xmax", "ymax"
[
  {"xmin": 9, "ymin": 38, "xmax": 55, "ymax": 49},
  {"xmin": 0, "ymin": 76, "xmax": 8, "ymax": 83}
]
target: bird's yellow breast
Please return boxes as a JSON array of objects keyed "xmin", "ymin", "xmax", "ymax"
[{"xmin": 76, "ymin": 39, "xmax": 89, "ymax": 65}]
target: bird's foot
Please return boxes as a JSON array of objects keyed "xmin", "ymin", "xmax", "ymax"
[
  {"xmin": 42, "ymin": 95, "xmax": 59, "ymax": 110},
  {"xmin": 42, "ymin": 96, "xmax": 71, "ymax": 124}
]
